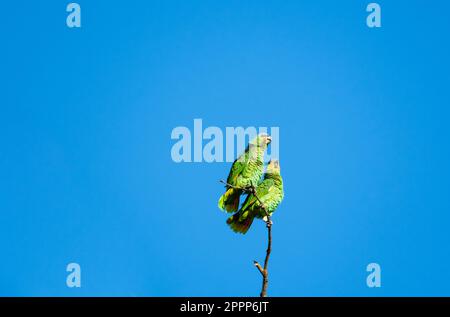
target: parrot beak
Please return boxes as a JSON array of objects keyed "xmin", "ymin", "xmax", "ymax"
[{"xmin": 266, "ymin": 136, "xmax": 272, "ymax": 144}]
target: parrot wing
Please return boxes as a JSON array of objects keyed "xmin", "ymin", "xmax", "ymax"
[
  {"xmin": 240, "ymin": 179, "xmax": 274, "ymax": 212},
  {"xmin": 226, "ymin": 157, "xmax": 246, "ymax": 185}
]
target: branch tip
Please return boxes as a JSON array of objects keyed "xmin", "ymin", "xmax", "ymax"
[{"xmin": 253, "ymin": 261, "xmax": 264, "ymax": 275}]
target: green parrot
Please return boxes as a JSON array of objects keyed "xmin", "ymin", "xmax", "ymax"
[
  {"xmin": 227, "ymin": 160, "xmax": 284, "ymax": 234},
  {"xmin": 218, "ymin": 133, "xmax": 272, "ymax": 212}
]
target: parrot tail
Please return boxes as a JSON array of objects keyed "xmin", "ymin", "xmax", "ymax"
[
  {"xmin": 218, "ymin": 188, "xmax": 241, "ymax": 213},
  {"xmin": 226, "ymin": 211, "xmax": 255, "ymax": 234}
]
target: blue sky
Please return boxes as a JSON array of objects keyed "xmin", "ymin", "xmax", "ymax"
[{"xmin": 1, "ymin": 1, "xmax": 450, "ymax": 296}]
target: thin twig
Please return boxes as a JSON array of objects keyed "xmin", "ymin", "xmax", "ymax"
[{"xmin": 220, "ymin": 179, "xmax": 272, "ymax": 297}]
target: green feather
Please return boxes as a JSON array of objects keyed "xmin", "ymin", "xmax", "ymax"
[
  {"xmin": 218, "ymin": 135, "xmax": 270, "ymax": 212},
  {"xmin": 227, "ymin": 160, "xmax": 284, "ymax": 233}
]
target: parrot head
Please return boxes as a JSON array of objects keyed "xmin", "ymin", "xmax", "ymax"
[
  {"xmin": 266, "ymin": 159, "xmax": 281, "ymax": 174},
  {"xmin": 250, "ymin": 133, "xmax": 272, "ymax": 148}
]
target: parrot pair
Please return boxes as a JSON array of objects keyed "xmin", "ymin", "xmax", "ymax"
[{"xmin": 218, "ymin": 134, "xmax": 284, "ymax": 234}]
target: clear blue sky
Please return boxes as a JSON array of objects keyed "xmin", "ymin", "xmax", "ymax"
[{"xmin": 1, "ymin": 1, "xmax": 450, "ymax": 296}]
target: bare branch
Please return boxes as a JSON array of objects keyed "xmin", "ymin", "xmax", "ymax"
[
  {"xmin": 220, "ymin": 179, "xmax": 273, "ymax": 297},
  {"xmin": 253, "ymin": 261, "xmax": 264, "ymax": 276},
  {"xmin": 219, "ymin": 180, "xmax": 253, "ymax": 193}
]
